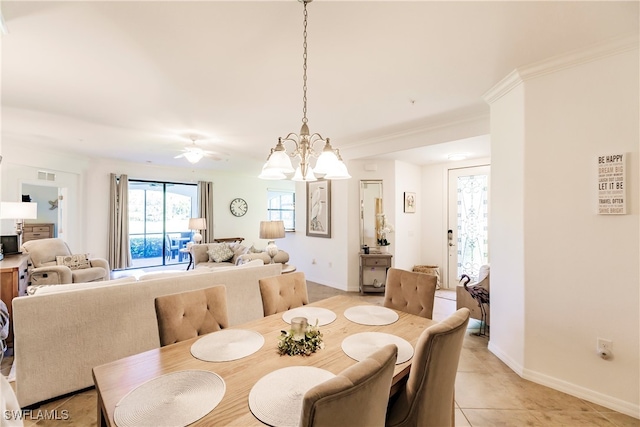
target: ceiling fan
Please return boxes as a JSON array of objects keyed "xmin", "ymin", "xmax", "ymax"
[{"xmin": 174, "ymin": 137, "xmax": 227, "ymax": 164}]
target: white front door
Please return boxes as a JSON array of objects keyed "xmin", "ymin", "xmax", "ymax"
[{"xmin": 447, "ymin": 165, "xmax": 490, "ymax": 288}]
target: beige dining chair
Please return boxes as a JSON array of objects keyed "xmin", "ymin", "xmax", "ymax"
[
  {"xmin": 154, "ymin": 285, "xmax": 229, "ymax": 346},
  {"xmin": 299, "ymin": 344, "xmax": 398, "ymax": 427},
  {"xmin": 386, "ymin": 308, "xmax": 471, "ymax": 427},
  {"xmin": 259, "ymin": 272, "xmax": 309, "ymax": 316},
  {"xmin": 383, "ymin": 267, "xmax": 438, "ymax": 319}
]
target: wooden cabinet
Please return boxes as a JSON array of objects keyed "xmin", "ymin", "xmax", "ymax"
[
  {"xmin": 22, "ymin": 223, "xmax": 55, "ymax": 243},
  {"xmin": 0, "ymin": 254, "xmax": 30, "ymax": 348},
  {"xmin": 359, "ymin": 253, "xmax": 393, "ymax": 294}
]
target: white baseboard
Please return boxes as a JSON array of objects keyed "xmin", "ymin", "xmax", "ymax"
[{"xmin": 488, "ymin": 342, "xmax": 640, "ymax": 419}]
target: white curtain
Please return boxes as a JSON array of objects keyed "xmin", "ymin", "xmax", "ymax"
[
  {"xmin": 108, "ymin": 173, "xmax": 132, "ymax": 269},
  {"xmin": 198, "ymin": 181, "xmax": 214, "ymax": 243}
]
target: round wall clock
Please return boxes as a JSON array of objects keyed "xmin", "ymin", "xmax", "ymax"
[{"xmin": 230, "ymin": 198, "xmax": 248, "ymax": 217}]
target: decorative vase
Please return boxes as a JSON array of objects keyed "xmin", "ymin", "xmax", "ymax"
[{"xmin": 379, "ymin": 245, "xmax": 389, "ymax": 253}]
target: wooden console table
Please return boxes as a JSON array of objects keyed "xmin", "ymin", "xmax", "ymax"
[
  {"xmin": 359, "ymin": 253, "xmax": 393, "ymax": 294},
  {"xmin": 0, "ymin": 254, "xmax": 30, "ymax": 348}
]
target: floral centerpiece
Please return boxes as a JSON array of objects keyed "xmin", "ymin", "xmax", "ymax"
[
  {"xmin": 277, "ymin": 319, "xmax": 324, "ymax": 356},
  {"xmin": 376, "ymin": 213, "xmax": 394, "ymax": 250}
]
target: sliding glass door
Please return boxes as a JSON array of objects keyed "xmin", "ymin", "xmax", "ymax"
[{"xmin": 128, "ymin": 180, "xmax": 198, "ymax": 268}]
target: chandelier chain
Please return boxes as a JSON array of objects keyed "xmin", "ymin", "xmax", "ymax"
[{"xmin": 302, "ymin": 1, "xmax": 308, "ymax": 125}]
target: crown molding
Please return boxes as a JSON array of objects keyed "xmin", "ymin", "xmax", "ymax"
[
  {"xmin": 484, "ymin": 33, "xmax": 639, "ymax": 105},
  {"xmin": 340, "ymin": 106, "xmax": 489, "ymax": 152}
]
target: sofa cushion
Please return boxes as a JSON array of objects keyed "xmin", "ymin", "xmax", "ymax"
[
  {"xmin": 56, "ymin": 254, "xmax": 91, "ymax": 270},
  {"xmin": 71, "ymin": 267, "xmax": 108, "ymax": 283},
  {"xmin": 29, "ymin": 276, "xmax": 137, "ymax": 295},
  {"xmin": 207, "ymin": 243, "xmax": 234, "ymax": 263}
]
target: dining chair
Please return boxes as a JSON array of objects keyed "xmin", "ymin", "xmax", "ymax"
[
  {"xmin": 154, "ymin": 285, "xmax": 229, "ymax": 346},
  {"xmin": 383, "ymin": 267, "xmax": 438, "ymax": 319},
  {"xmin": 386, "ymin": 308, "xmax": 471, "ymax": 427},
  {"xmin": 258, "ymin": 272, "xmax": 309, "ymax": 316},
  {"xmin": 299, "ymin": 344, "xmax": 398, "ymax": 427},
  {"xmin": 164, "ymin": 234, "xmax": 179, "ymax": 261}
]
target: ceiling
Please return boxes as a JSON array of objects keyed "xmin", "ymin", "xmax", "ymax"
[{"xmin": 1, "ymin": 1, "xmax": 637, "ymax": 173}]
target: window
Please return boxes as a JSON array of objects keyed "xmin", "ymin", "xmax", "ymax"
[
  {"xmin": 267, "ymin": 189, "xmax": 295, "ymax": 231},
  {"xmin": 128, "ymin": 180, "xmax": 198, "ymax": 268}
]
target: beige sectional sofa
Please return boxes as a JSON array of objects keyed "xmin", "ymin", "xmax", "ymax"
[
  {"xmin": 11, "ymin": 263, "xmax": 282, "ymax": 407},
  {"xmin": 191, "ymin": 242, "xmax": 289, "ymax": 269}
]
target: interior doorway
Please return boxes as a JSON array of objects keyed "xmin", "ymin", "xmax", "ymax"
[{"xmin": 447, "ymin": 165, "xmax": 490, "ymax": 287}]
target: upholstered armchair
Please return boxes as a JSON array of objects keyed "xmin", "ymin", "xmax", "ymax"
[{"xmin": 22, "ymin": 238, "xmax": 110, "ymax": 286}]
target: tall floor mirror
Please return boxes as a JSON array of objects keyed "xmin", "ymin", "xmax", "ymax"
[{"xmin": 359, "ymin": 180, "xmax": 383, "ymax": 249}]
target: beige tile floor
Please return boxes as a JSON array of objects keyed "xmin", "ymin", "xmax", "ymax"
[{"xmin": 2, "ymin": 281, "xmax": 638, "ymax": 426}]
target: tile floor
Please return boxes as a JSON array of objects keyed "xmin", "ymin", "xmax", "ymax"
[{"xmin": 2, "ymin": 280, "xmax": 638, "ymax": 426}]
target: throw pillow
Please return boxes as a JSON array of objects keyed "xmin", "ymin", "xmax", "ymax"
[
  {"xmin": 248, "ymin": 244, "xmax": 263, "ymax": 253},
  {"xmin": 56, "ymin": 254, "xmax": 91, "ymax": 270},
  {"xmin": 207, "ymin": 243, "xmax": 234, "ymax": 263}
]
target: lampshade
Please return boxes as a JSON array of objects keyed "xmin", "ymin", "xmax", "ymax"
[
  {"xmin": 188, "ymin": 218, "xmax": 207, "ymax": 230},
  {"xmin": 0, "ymin": 202, "xmax": 38, "ymax": 219},
  {"xmin": 259, "ymin": 221, "xmax": 285, "ymax": 240}
]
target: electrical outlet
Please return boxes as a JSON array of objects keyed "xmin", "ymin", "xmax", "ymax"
[{"xmin": 597, "ymin": 338, "xmax": 613, "ymax": 351}]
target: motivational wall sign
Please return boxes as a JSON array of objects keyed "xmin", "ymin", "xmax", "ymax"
[{"xmin": 597, "ymin": 153, "xmax": 626, "ymax": 215}]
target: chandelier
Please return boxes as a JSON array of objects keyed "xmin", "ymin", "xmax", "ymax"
[{"xmin": 259, "ymin": 0, "xmax": 350, "ymax": 181}]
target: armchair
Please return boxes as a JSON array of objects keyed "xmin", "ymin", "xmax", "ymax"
[{"xmin": 22, "ymin": 238, "xmax": 110, "ymax": 286}]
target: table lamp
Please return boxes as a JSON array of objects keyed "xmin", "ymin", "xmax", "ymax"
[
  {"xmin": 259, "ymin": 220, "xmax": 285, "ymax": 264},
  {"xmin": 188, "ymin": 218, "xmax": 207, "ymax": 243},
  {"xmin": 0, "ymin": 202, "xmax": 38, "ymax": 248}
]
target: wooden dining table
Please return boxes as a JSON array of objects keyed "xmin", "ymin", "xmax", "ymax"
[{"xmin": 93, "ymin": 294, "xmax": 436, "ymax": 427}]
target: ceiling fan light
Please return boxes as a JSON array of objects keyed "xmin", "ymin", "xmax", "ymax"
[{"xmin": 183, "ymin": 151, "xmax": 203, "ymax": 163}]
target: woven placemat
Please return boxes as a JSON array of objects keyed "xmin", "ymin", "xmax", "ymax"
[
  {"xmin": 342, "ymin": 332, "xmax": 414, "ymax": 364},
  {"xmin": 282, "ymin": 307, "xmax": 337, "ymax": 327},
  {"xmin": 249, "ymin": 366, "xmax": 335, "ymax": 427},
  {"xmin": 191, "ymin": 329, "xmax": 265, "ymax": 362},
  {"xmin": 114, "ymin": 370, "xmax": 225, "ymax": 427},
  {"xmin": 343, "ymin": 305, "xmax": 399, "ymax": 326}
]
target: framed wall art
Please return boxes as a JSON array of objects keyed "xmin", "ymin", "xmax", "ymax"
[
  {"xmin": 307, "ymin": 179, "xmax": 331, "ymax": 238},
  {"xmin": 404, "ymin": 192, "xmax": 416, "ymax": 213}
]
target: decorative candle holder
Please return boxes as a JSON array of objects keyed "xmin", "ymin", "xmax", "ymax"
[{"xmin": 277, "ymin": 318, "xmax": 324, "ymax": 357}]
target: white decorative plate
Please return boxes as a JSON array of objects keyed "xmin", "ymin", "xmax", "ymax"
[
  {"xmin": 344, "ymin": 305, "xmax": 399, "ymax": 326},
  {"xmin": 191, "ymin": 329, "xmax": 264, "ymax": 362},
  {"xmin": 249, "ymin": 366, "xmax": 335, "ymax": 427},
  {"xmin": 341, "ymin": 332, "xmax": 414, "ymax": 364},
  {"xmin": 282, "ymin": 306, "xmax": 337, "ymax": 327},
  {"xmin": 114, "ymin": 370, "xmax": 225, "ymax": 427}
]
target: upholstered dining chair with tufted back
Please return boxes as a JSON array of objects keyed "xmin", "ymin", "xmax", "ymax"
[
  {"xmin": 386, "ymin": 308, "xmax": 470, "ymax": 427},
  {"xmin": 258, "ymin": 272, "xmax": 309, "ymax": 316},
  {"xmin": 299, "ymin": 344, "xmax": 398, "ymax": 427},
  {"xmin": 154, "ymin": 285, "xmax": 229, "ymax": 346},
  {"xmin": 383, "ymin": 267, "xmax": 438, "ymax": 319}
]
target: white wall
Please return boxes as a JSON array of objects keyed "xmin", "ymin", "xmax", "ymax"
[
  {"xmin": 486, "ymin": 40, "xmax": 639, "ymax": 416},
  {"xmin": 393, "ymin": 160, "xmax": 422, "ymax": 271}
]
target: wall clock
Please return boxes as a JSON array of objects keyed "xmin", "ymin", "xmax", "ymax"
[{"xmin": 230, "ymin": 198, "xmax": 248, "ymax": 217}]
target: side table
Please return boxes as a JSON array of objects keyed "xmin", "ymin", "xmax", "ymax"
[
  {"xmin": 180, "ymin": 248, "xmax": 193, "ymax": 270},
  {"xmin": 281, "ymin": 264, "xmax": 297, "ymax": 274},
  {"xmin": 359, "ymin": 253, "xmax": 393, "ymax": 294},
  {"xmin": 0, "ymin": 254, "xmax": 30, "ymax": 348}
]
